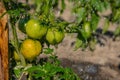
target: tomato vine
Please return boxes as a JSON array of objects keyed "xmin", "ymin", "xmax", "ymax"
[{"xmin": 1, "ymin": 0, "xmax": 120, "ymax": 80}]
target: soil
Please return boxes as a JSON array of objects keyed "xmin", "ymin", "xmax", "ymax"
[
  {"xmin": 55, "ymin": 33, "xmax": 120, "ymax": 80},
  {"xmin": 54, "ymin": 1, "xmax": 120, "ymax": 79}
]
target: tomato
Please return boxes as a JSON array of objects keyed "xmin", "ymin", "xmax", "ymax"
[
  {"xmin": 14, "ymin": 51, "xmax": 20, "ymax": 61},
  {"xmin": 46, "ymin": 28, "xmax": 65, "ymax": 45},
  {"xmin": 26, "ymin": 19, "xmax": 47, "ymax": 39},
  {"xmin": 81, "ymin": 22, "xmax": 91, "ymax": 39},
  {"xmin": 20, "ymin": 39, "xmax": 42, "ymax": 61},
  {"xmin": 18, "ymin": 15, "xmax": 30, "ymax": 33}
]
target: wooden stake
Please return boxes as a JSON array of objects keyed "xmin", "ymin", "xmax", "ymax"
[{"xmin": 0, "ymin": 2, "xmax": 8, "ymax": 80}]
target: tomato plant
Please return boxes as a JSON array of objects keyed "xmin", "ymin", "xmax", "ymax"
[{"xmin": 1, "ymin": 0, "xmax": 120, "ymax": 80}]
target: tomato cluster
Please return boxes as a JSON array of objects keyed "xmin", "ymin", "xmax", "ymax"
[
  {"xmin": 25, "ymin": 18, "xmax": 65, "ymax": 44},
  {"xmin": 17, "ymin": 18, "xmax": 65, "ymax": 61}
]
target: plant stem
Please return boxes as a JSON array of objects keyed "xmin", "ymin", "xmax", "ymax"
[{"xmin": 11, "ymin": 22, "xmax": 26, "ymax": 66}]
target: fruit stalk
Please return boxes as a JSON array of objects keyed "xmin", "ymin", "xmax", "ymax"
[{"xmin": 10, "ymin": 21, "xmax": 26, "ymax": 66}]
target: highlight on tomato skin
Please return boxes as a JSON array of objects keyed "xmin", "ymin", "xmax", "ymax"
[
  {"xmin": 20, "ymin": 39, "xmax": 42, "ymax": 61},
  {"xmin": 25, "ymin": 19, "xmax": 48, "ymax": 39},
  {"xmin": 46, "ymin": 27, "xmax": 65, "ymax": 45}
]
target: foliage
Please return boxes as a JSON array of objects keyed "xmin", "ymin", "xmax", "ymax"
[{"xmin": 1, "ymin": 0, "xmax": 120, "ymax": 80}]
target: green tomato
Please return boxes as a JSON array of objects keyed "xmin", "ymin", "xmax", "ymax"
[
  {"xmin": 46, "ymin": 28, "xmax": 65, "ymax": 45},
  {"xmin": 26, "ymin": 19, "xmax": 47, "ymax": 39},
  {"xmin": 81, "ymin": 22, "xmax": 91, "ymax": 39}
]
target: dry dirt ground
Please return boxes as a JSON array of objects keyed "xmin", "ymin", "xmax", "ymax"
[
  {"xmin": 55, "ymin": 33, "xmax": 120, "ymax": 80},
  {"xmin": 54, "ymin": 1, "xmax": 120, "ymax": 79}
]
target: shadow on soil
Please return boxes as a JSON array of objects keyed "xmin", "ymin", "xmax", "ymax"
[{"xmin": 59, "ymin": 58, "xmax": 120, "ymax": 80}]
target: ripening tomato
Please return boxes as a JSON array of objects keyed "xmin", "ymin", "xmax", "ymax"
[
  {"xmin": 46, "ymin": 28, "xmax": 65, "ymax": 45},
  {"xmin": 20, "ymin": 39, "xmax": 42, "ymax": 61},
  {"xmin": 26, "ymin": 19, "xmax": 47, "ymax": 39}
]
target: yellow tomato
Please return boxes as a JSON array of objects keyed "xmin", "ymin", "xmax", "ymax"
[{"xmin": 20, "ymin": 39, "xmax": 42, "ymax": 61}]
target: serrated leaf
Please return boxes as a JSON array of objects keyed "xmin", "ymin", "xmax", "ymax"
[
  {"xmin": 91, "ymin": 0, "xmax": 105, "ymax": 12},
  {"xmin": 43, "ymin": 48, "xmax": 54, "ymax": 54},
  {"xmin": 26, "ymin": 66, "xmax": 46, "ymax": 78},
  {"xmin": 8, "ymin": 9, "xmax": 23, "ymax": 17}
]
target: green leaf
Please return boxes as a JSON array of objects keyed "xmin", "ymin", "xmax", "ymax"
[
  {"xmin": 43, "ymin": 48, "xmax": 54, "ymax": 54},
  {"xmin": 60, "ymin": 68, "xmax": 80, "ymax": 80},
  {"xmin": 3, "ymin": 0, "xmax": 10, "ymax": 2},
  {"xmin": 61, "ymin": 0, "xmax": 66, "ymax": 13},
  {"xmin": 44, "ymin": 77, "xmax": 51, "ymax": 80},
  {"xmin": 76, "ymin": 7, "xmax": 86, "ymax": 23},
  {"xmin": 112, "ymin": 0, "xmax": 120, "ymax": 8},
  {"xmin": 102, "ymin": 18, "xmax": 110, "ymax": 34},
  {"xmin": 13, "ymin": 65, "xmax": 24, "ymax": 78},
  {"xmin": 114, "ymin": 25, "xmax": 120, "ymax": 36},
  {"xmin": 89, "ymin": 38, "xmax": 97, "ymax": 51},
  {"xmin": 26, "ymin": 66, "xmax": 42, "ymax": 73},
  {"xmin": 91, "ymin": 14, "xmax": 100, "ymax": 32},
  {"xmin": 113, "ymin": 8, "xmax": 120, "ymax": 21},
  {"xmin": 26, "ymin": 66, "xmax": 46, "ymax": 78},
  {"xmin": 91, "ymin": 0, "xmax": 105, "ymax": 12},
  {"xmin": 14, "ymin": 68, "xmax": 21, "ymax": 78},
  {"xmin": 104, "ymin": 1, "xmax": 111, "ymax": 9},
  {"xmin": 74, "ymin": 38, "xmax": 83, "ymax": 50},
  {"xmin": 35, "ymin": 0, "xmax": 42, "ymax": 12},
  {"xmin": 8, "ymin": 10, "xmax": 19, "ymax": 16}
]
